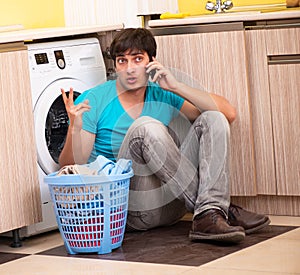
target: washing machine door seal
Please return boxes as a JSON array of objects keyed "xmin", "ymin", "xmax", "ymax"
[{"xmin": 34, "ymin": 78, "xmax": 89, "ymax": 175}]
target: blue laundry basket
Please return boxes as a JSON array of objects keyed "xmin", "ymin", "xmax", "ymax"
[{"xmin": 44, "ymin": 170, "xmax": 133, "ymax": 255}]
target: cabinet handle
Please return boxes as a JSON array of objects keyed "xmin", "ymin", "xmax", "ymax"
[
  {"xmin": 245, "ymin": 19, "xmax": 300, "ymax": 30},
  {"xmin": 268, "ymin": 55, "xmax": 300, "ymax": 65},
  {"xmin": 0, "ymin": 42, "xmax": 26, "ymax": 53}
]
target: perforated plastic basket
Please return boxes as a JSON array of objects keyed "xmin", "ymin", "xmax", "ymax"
[{"xmin": 44, "ymin": 170, "xmax": 133, "ymax": 254}]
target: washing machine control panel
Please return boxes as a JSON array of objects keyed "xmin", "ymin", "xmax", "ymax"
[
  {"xmin": 34, "ymin": 53, "xmax": 49, "ymax": 65},
  {"xmin": 28, "ymin": 41, "xmax": 103, "ymax": 77},
  {"xmin": 30, "ymin": 49, "xmax": 67, "ymax": 73},
  {"xmin": 54, "ymin": 50, "xmax": 66, "ymax": 69}
]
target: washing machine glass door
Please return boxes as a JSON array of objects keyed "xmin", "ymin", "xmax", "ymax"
[{"xmin": 34, "ymin": 78, "xmax": 89, "ymax": 174}]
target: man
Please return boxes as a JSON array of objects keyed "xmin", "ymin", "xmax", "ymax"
[{"xmin": 59, "ymin": 28, "xmax": 270, "ymax": 243}]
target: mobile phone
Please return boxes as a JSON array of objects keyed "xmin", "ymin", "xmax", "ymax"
[
  {"xmin": 148, "ymin": 56, "xmax": 156, "ymax": 80},
  {"xmin": 149, "ymin": 68, "xmax": 157, "ymax": 80}
]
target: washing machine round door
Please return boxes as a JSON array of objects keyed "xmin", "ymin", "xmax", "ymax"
[{"xmin": 34, "ymin": 78, "xmax": 90, "ymax": 175}]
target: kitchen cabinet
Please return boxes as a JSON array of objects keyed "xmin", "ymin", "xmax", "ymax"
[
  {"xmin": 246, "ymin": 27, "xmax": 300, "ymax": 196},
  {"xmin": 153, "ymin": 23, "xmax": 300, "ymax": 216},
  {"xmin": 0, "ymin": 43, "xmax": 42, "ymax": 233},
  {"xmin": 244, "ymin": 29, "xmax": 277, "ymax": 195},
  {"xmin": 0, "ymin": 26, "xmax": 122, "ymax": 236},
  {"xmin": 155, "ymin": 30, "xmax": 256, "ymax": 196},
  {"xmin": 266, "ymin": 27, "xmax": 300, "ymax": 194},
  {"xmin": 233, "ymin": 26, "xmax": 300, "ymax": 215},
  {"xmin": 268, "ymin": 62, "xmax": 300, "ymax": 195}
]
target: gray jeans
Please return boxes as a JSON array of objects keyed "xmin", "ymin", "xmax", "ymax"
[{"xmin": 118, "ymin": 111, "xmax": 231, "ymax": 231}]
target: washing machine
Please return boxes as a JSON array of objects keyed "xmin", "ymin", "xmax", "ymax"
[{"xmin": 22, "ymin": 38, "xmax": 107, "ymax": 236}]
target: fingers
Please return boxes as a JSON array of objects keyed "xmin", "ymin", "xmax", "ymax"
[
  {"xmin": 61, "ymin": 88, "xmax": 90, "ymax": 130},
  {"xmin": 76, "ymin": 106, "xmax": 91, "ymax": 115},
  {"xmin": 76, "ymin": 101, "xmax": 90, "ymax": 110},
  {"xmin": 146, "ymin": 61, "xmax": 161, "ymax": 81},
  {"xmin": 146, "ymin": 59, "xmax": 161, "ymax": 71},
  {"xmin": 147, "ymin": 66, "xmax": 167, "ymax": 82},
  {"xmin": 61, "ymin": 88, "xmax": 68, "ymax": 104},
  {"xmin": 146, "ymin": 59, "xmax": 165, "ymax": 75},
  {"xmin": 61, "ymin": 87, "xmax": 75, "ymax": 107},
  {"xmin": 69, "ymin": 87, "xmax": 74, "ymax": 105},
  {"xmin": 69, "ymin": 102, "xmax": 91, "ymax": 116}
]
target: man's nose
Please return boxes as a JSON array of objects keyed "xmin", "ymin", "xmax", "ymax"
[{"xmin": 127, "ymin": 60, "xmax": 136, "ymax": 72}]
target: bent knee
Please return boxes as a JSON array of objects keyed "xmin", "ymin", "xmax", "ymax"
[
  {"xmin": 195, "ymin": 111, "xmax": 230, "ymax": 133},
  {"xmin": 199, "ymin": 111, "xmax": 228, "ymax": 124},
  {"xmin": 129, "ymin": 116, "xmax": 168, "ymax": 137}
]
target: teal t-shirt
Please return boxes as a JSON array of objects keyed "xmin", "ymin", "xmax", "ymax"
[{"xmin": 75, "ymin": 80, "xmax": 184, "ymax": 161}]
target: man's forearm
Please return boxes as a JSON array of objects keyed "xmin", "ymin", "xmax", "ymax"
[
  {"xmin": 173, "ymin": 82, "xmax": 236, "ymax": 123},
  {"xmin": 58, "ymin": 127, "xmax": 85, "ymax": 167},
  {"xmin": 173, "ymin": 82, "xmax": 219, "ymax": 111}
]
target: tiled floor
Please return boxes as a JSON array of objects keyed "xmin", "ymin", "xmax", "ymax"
[{"xmin": 0, "ymin": 215, "xmax": 300, "ymax": 275}]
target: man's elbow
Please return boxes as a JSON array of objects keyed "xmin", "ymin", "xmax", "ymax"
[
  {"xmin": 227, "ymin": 106, "xmax": 237, "ymax": 124},
  {"xmin": 58, "ymin": 154, "xmax": 75, "ymax": 168},
  {"xmin": 58, "ymin": 158, "xmax": 67, "ymax": 168}
]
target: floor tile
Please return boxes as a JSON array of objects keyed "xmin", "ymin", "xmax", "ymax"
[
  {"xmin": 269, "ymin": 215, "xmax": 300, "ymax": 227},
  {"xmin": 182, "ymin": 214, "xmax": 300, "ymax": 226},
  {"xmin": 275, "ymin": 227, "xmax": 300, "ymax": 240},
  {"xmin": 202, "ymin": 232, "xmax": 300, "ymax": 274},
  {"xmin": 0, "ymin": 252, "xmax": 29, "ymax": 265},
  {"xmin": 182, "ymin": 267, "xmax": 271, "ymax": 274},
  {"xmin": 39, "ymin": 222, "xmax": 296, "ymax": 267},
  {"xmin": 0, "ymin": 230, "xmax": 63, "ymax": 254},
  {"xmin": 0, "ymin": 255, "xmax": 194, "ymax": 275},
  {"xmin": 1, "ymin": 215, "xmax": 299, "ymax": 275}
]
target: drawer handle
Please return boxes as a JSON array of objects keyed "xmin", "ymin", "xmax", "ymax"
[{"xmin": 268, "ymin": 54, "xmax": 300, "ymax": 65}]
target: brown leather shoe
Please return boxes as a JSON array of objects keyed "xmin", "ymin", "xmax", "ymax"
[
  {"xmin": 189, "ymin": 209, "xmax": 245, "ymax": 243},
  {"xmin": 228, "ymin": 204, "xmax": 270, "ymax": 234}
]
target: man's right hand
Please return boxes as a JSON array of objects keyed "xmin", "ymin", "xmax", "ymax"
[{"xmin": 61, "ymin": 87, "xmax": 91, "ymax": 131}]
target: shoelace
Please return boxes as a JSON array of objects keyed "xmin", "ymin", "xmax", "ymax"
[
  {"xmin": 230, "ymin": 204, "xmax": 243, "ymax": 212},
  {"xmin": 210, "ymin": 210, "xmax": 226, "ymax": 223},
  {"xmin": 228, "ymin": 204, "xmax": 242, "ymax": 221}
]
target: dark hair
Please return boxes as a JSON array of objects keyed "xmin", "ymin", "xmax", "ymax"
[{"xmin": 109, "ymin": 28, "xmax": 157, "ymax": 64}]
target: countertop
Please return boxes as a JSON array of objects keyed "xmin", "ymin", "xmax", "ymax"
[
  {"xmin": 0, "ymin": 24, "xmax": 124, "ymax": 44},
  {"xmin": 148, "ymin": 9, "xmax": 300, "ymax": 28}
]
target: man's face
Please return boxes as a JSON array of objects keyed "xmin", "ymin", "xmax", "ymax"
[{"xmin": 115, "ymin": 49, "xmax": 150, "ymax": 92}]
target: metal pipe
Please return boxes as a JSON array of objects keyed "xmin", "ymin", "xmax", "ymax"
[{"xmin": 205, "ymin": 0, "xmax": 233, "ymax": 13}]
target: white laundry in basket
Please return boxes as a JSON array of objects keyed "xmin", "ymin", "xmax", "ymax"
[{"xmin": 57, "ymin": 155, "xmax": 132, "ymax": 176}]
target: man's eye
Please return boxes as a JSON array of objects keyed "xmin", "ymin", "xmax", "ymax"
[
  {"xmin": 136, "ymin": 56, "xmax": 143, "ymax": 62},
  {"xmin": 117, "ymin": 59, "xmax": 126, "ymax": 64}
]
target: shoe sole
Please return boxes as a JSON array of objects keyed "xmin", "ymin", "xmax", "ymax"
[
  {"xmin": 189, "ymin": 230, "xmax": 245, "ymax": 243},
  {"xmin": 245, "ymin": 218, "xmax": 271, "ymax": 234}
]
